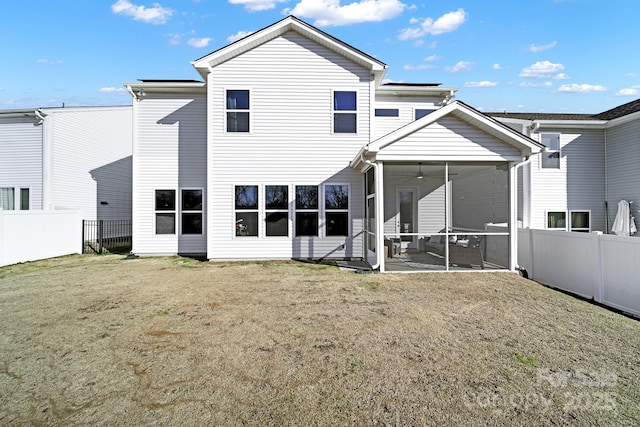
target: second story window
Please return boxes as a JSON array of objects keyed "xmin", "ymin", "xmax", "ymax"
[
  {"xmin": 540, "ymin": 133, "xmax": 560, "ymax": 169},
  {"xmin": 226, "ymin": 90, "xmax": 250, "ymax": 133},
  {"xmin": 333, "ymin": 91, "xmax": 356, "ymax": 133},
  {"xmin": 415, "ymin": 109, "xmax": 435, "ymax": 120}
]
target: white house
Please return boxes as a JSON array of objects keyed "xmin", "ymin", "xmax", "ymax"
[
  {"xmin": 490, "ymin": 98, "xmax": 640, "ymax": 236},
  {"xmin": 0, "ymin": 105, "xmax": 133, "ymax": 220},
  {"xmin": 125, "ymin": 16, "xmax": 541, "ymax": 272}
]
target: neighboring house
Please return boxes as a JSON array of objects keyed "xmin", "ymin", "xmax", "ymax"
[
  {"xmin": 490, "ymin": 98, "xmax": 640, "ymax": 235},
  {"xmin": 125, "ymin": 16, "xmax": 541, "ymax": 272},
  {"xmin": 0, "ymin": 106, "xmax": 132, "ymax": 220}
]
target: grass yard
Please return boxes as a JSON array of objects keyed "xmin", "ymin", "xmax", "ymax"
[{"xmin": 0, "ymin": 255, "xmax": 638, "ymax": 426}]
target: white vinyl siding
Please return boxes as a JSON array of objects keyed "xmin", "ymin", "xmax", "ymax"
[
  {"xmin": 46, "ymin": 107, "xmax": 132, "ymax": 220},
  {"xmin": 133, "ymin": 93, "xmax": 207, "ymax": 255},
  {"xmin": 373, "ymin": 95, "xmax": 443, "ymax": 139},
  {"xmin": 0, "ymin": 117, "xmax": 43, "ymax": 209},
  {"xmin": 529, "ymin": 129, "xmax": 605, "ymax": 231},
  {"xmin": 206, "ymin": 31, "xmax": 369, "ymax": 260},
  {"xmin": 377, "ymin": 116, "xmax": 522, "ymax": 161}
]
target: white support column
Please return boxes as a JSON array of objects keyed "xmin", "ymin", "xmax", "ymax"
[
  {"xmin": 509, "ymin": 161, "xmax": 518, "ymax": 271},
  {"xmin": 377, "ymin": 161, "xmax": 385, "ymax": 272}
]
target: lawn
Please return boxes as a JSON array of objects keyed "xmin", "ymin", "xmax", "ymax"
[{"xmin": 0, "ymin": 255, "xmax": 638, "ymax": 426}]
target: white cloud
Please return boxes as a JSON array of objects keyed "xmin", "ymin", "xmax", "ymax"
[
  {"xmin": 286, "ymin": 0, "xmax": 406, "ymax": 26},
  {"xmin": 519, "ymin": 81, "xmax": 553, "ymax": 88},
  {"xmin": 525, "ymin": 41, "xmax": 557, "ymax": 53},
  {"xmin": 445, "ymin": 61, "xmax": 472, "ymax": 73},
  {"xmin": 230, "ymin": 0, "xmax": 287, "ymax": 11},
  {"xmin": 519, "ymin": 61, "xmax": 565, "ymax": 79},
  {"xmin": 37, "ymin": 59, "xmax": 63, "ymax": 64},
  {"xmin": 554, "ymin": 73, "xmax": 570, "ymax": 80},
  {"xmin": 425, "ymin": 54, "xmax": 440, "ymax": 62},
  {"xmin": 227, "ymin": 30, "xmax": 254, "ymax": 43},
  {"xmin": 188, "ymin": 37, "xmax": 212, "ymax": 48},
  {"xmin": 557, "ymin": 83, "xmax": 607, "ymax": 93},
  {"xmin": 492, "ymin": 63, "xmax": 502, "ymax": 70},
  {"xmin": 99, "ymin": 87, "xmax": 127, "ymax": 94},
  {"xmin": 167, "ymin": 33, "xmax": 182, "ymax": 46},
  {"xmin": 403, "ymin": 64, "xmax": 435, "ymax": 71},
  {"xmin": 615, "ymin": 86, "xmax": 640, "ymax": 96},
  {"xmin": 111, "ymin": 0, "xmax": 173, "ymax": 24},
  {"xmin": 464, "ymin": 81, "xmax": 498, "ymax": 88},
  {"xmin": 625, "ymin": 72, "xmax": 637, "ymax": 78},
  {"xmin": 398, "ymin": 8, "xmax": 465, "ymax": 40}
]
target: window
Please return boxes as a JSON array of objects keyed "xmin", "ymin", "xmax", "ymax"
[
  {"xmin": 226, "ymin": 90, "xmax": 250, "ymax": 132},
  {"xmin": 295, "ymin": 185, "xmax": 318, "ymax": 236},
  {"xmin": 235, "ymin": 185, "xmax": 258, "ymax": 236},
  {"xmin": 265, "ymin": 185, "xmax": 289, "ymax": 237},
  {"xmin": 540, "ymin": 133, "xmax": 560, "ymax": 169},
  {"xmin": 155, "ymin": 190, "xmax": 176, "ymax": 234},
  {"xmin": 415, "ymin": 109, "xmax": 435, "ymax": 120},
  {"xmin": 375, "ymin": 108, "xmax": 399, "ymax": 117},
  {"xmin": 570, "ymin": 211, "xmax": 590, "ymax": 232},
  {"xmin": 181, "ymin": 189, "xmax": 203, "ymax": 235},
  {"xmin": 547, "ymin": 211, "xmax": 566, "ymax": 230},
  {"xmin": 0, "ymin": 188, "xmax": 15, "ymax": 210},
  {"xmin": 333, "ymin": 91, "xmax": 356, "ymax": 133},
  {"xmin": 20, "ymin": 188, "xmax": 29, "ymax": 210},
  {"xmin": 325, "ymin": 184, "xmax": 349, "ymax": 236}
]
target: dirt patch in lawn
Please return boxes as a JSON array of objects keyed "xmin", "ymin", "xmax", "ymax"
[{"xmin": 0, "ymin": 255, "xmax": 638, "ymax": 426}]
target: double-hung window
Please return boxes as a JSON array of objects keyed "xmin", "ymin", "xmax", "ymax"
[
  {"xmin": 333, "ymin": 91, "xmax": 356, "ymax": 133},
  {"xmin": 155, "ymin": 190, "xmax": 176, "ymax": 234},
  {"xmin": 235, "ymin": 185, "xmax": 258, "ymax": 236},
  {"xmin": 265, "ymin": 185, "xmax": 289, "ymax": 237},
  {"xmin": 540, "ymin": 133, "xmax": 561, "ymax": 169},
  {"xmin": 325, "ymin": 184, "xmax": 349, "ymax": 236},
  {"xmin": 181, "ymin": 189, "xmax": 203, "ymax": 234},
  {"xmin": 295, "ymin": 185, "xmax": 318, "ymax": 236},
  {"xmin": 226, "ymin": 90, "xmax": 250, "ymax": 133}
]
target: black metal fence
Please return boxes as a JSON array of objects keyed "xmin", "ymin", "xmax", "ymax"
[{"xmin": 83, "ymin": 220, "xmax": 132, "ymax": 254}]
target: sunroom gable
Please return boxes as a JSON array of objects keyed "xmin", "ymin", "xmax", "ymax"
[{"xmin": 357, "ymin": 101, "xmax": 541, "ymax": 164}]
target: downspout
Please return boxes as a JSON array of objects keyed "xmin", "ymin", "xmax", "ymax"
[
  {"xmin": 361, "ymin": 152, "xmax": 381, "ymax": 271},
  {"xmin": 604, "ymin": 127, "xmax": 609, "ymax": 233}
]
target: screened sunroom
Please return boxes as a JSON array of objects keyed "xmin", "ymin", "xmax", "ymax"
[{"xmin": 352, "ymin": 101, "xmax": 542, "ymax": 272}]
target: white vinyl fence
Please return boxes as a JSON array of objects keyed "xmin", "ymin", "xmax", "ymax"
[
  {"xmin": 0, "ymin": 210, "xmax": 82, "ymax": 267},
  {"xmin": 518, "ymin": 228, "xmax": 640, "ymax": 317}
]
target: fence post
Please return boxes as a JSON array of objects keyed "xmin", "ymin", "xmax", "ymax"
[
  {"xmin": 98, "ymin": 220, "xmax": 104, "ymax": 254},
  {"xmin": 82, "ymin": 219, "xmax": 86, "ymax": 254}
]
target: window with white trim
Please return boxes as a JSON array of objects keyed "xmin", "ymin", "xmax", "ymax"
[
  {"xmin": 570, "ymin": 211, "xmax": 590, "ymax": 233},
  {"xmin": 547, "ymin": 211, "xmax": 567, "ymax": 230},
  {"xmin": 226, "ymin": 90, "xmax": 250, "ymax": 133},
  {"xmin": 375, "ymin": 108, "xmax": 399, "ymax": 117},
  {"xmin": 0, "ymin": 187, "xmax": 29, "ymax": 210},
  {"xmin": 333, "ymin": 91, "xmax": 356, "ymax": 133},
  {"xmin": 265, "ymin": 185, "xmax": 289, "ymax": 237},
  {"xmin": 325, "ymin": 184, "xmax": 349, "ymax": 236},
  {"xmin": 295, "ymin": 185, "xmax": 318, "ymax": 236},
  {"xmin": 181, "ymin": 189, "xmax": 203, "ymax": 235},
  {"xmin": 155, "ymin": 190, "xmax": 176, "ymax": 234},
  {"xmin": 415, "ymin": 109, "xmax": 435, "ymax": 120},
  {"xmin": 235, "ymin": 185, "xmax": 258, "ymax": 236},
  {"xmin": 540, "ymin": 133, "xmax": 561, "ymax": 169}
]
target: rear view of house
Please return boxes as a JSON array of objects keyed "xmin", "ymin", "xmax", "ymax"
[{"xmin": 126, "ymin": 16, "xmax": 540, "ymax": 272}]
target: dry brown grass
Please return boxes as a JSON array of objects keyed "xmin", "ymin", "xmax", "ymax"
[{"xmin": 0, "ymin": 254, "xmax": 638, "ymax": 426}]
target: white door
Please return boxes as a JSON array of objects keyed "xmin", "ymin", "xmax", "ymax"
[{"xmin": 396, "ymin": 187, "xmax": 417, "ymax": 250}]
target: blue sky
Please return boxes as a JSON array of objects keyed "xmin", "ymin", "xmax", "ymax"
[{"xmin": 1, "ymin": 0, "xmax": 637, "ymax": 113}]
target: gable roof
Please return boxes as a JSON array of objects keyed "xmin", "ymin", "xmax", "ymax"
[
  {"xmin": 359, "ymin": 101, "xmax": 541, "ymax": 158},
  {"xmin": 191, "ymin": 16, "xmax": 387, "ymax": 83}
]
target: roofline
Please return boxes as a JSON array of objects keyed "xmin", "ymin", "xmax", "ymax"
[
  {"xmin": 376, "ymin": 84, "xmax": 458, "ymax": 97},
  {"xmin": 123, "ymin": 81, "xmax": 207, "ymax": 96},
  {"xmin": 0, "ymin": 109, "xmax": 37, "ymax": 118},
  {"xmin": 191, "ymin": 16, "xmax": 387, "ymax": 81}
]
